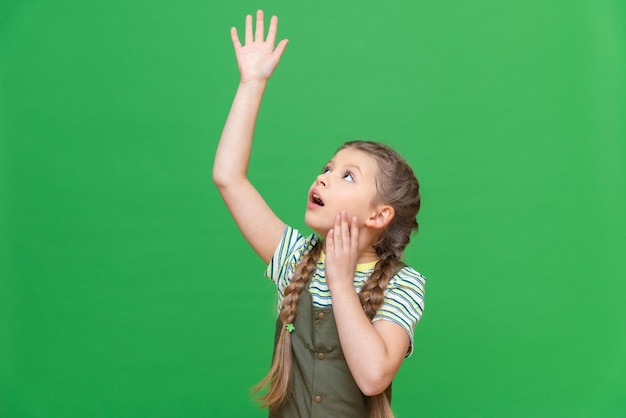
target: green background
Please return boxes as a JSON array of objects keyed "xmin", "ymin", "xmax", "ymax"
[{"xmin": 1, "ymin": 0, "xmax": 625, "ymax": 417}]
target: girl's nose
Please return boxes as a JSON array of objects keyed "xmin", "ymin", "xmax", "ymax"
[{"xmin": 316, "ymin": 173, "xmax": 327, "ymax": 187}]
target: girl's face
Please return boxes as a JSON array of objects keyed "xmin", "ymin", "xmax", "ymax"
[{"xmin": 305, "ymin": 147, "xmax": 380, "ymax": 236}]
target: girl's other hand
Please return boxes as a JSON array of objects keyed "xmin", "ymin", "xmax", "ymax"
[
  {"xmin": 325, "ymin": 211, "xmax": 359, "ymax": 292},
  {"xmin": 231, "ymin": 10, "xmax": 289, "ymax": 83}
]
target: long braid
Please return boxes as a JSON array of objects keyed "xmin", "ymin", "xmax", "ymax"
[
  {"xmin": 253, "ymin": 240, "xmax": 322, "ymax": 410},
  {"xmin": 359, "ymin": 250, "xmax": 403, "ymax": 418},
  {"xmin": 359, "ymin": 255, "xmax": 399, "ymax": 320},
  {"xmin": 343, "ymin": 140, "xmax": 421, "ymax": 418}
]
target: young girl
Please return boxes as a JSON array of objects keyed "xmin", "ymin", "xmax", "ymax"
[{"xmin": 213, "ymin": 10, "xmax": 426, "ymax": 418}]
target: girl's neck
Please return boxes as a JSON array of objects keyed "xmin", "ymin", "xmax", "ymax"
[
  {"xmin": 320, "ymin": 240, "xmax": 380, "ymax": 264},
  {"xmin": 356, "ymin": 247, "xmax": 380, "ymax": 264}
]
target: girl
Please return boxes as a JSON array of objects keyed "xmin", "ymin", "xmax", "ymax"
[{"xmin": 213, "ymin": 10, "xmax": 426, "ymax": 418}]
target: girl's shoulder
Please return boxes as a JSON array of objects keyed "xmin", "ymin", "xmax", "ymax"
[
  {"xmin": 390, "ymin": 263, "xmax": 426, "ymax": 293},
  {"xmin": 266, "ymin": 224, "xmax": 319, "ymax": 282},
  {"xmin": 277, "ymin": 224, "xmax": 319, "ymax": 259}
]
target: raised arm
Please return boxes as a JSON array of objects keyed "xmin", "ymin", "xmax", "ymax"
[{"xmin": 213, "ymin": 10, "xmax": 289, "ymax": 264}]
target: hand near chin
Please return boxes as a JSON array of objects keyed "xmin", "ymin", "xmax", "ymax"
[{"xmin": 325, "ymin": 210, "xmax": 359, "ymax": 292}]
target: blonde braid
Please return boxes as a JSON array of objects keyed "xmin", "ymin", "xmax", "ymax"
[
  {"xmin": 359, "ymin": 255, "xmax": 399, "ymax": 320},
  {"xmin": 341, "ymin": 140, "xmax": 421, "ymax": 418},
  {"xmin": 359, "ymin": 253, "xmax": 402, "ymax": 418},
  {"xmin": 253, "ymin": 240, "xmax": 322, "ymax": 411}
]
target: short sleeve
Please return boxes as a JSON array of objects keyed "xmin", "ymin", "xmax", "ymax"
[
  {"xmin": 372, "ymin": 267, "xmax": 426, "ymax": 357},
  {"xmin": 264, "ymin": 225, "xmax": 318, "ymax": 296}
]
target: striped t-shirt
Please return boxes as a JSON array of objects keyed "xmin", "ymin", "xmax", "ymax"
[{"xmin": 265, "ymin": 225, "xmax": 426, "ymax": 357}]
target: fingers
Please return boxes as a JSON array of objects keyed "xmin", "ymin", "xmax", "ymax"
[
  {"xmin": 230, "ymin": 27, "xmax": 241, "ymax": 50},
  {"xmin": 340, "ymin": 211, "xmax": 350, "ymax": 251},
  {"xmin": 255, "ymin": 10, "xmax": 265, "ymax": 41},
  {"xmin": 350, "ymin": 215, "xmax": 359, "ymax": 254},
  {"xmin": 244, "ymin": 14, "xmax": 253, "ymax": 45},
  {"xmin": 326, "ymin": 228, "xmax": 335, "ymax": 253},
  {"xmin": 333, "ymin": 213, "xmax": 343, "ymax": 250},
  {"xmin": 328, "ymin": 211, "xmax": 359, "ymax": 256},
  {"xmin": 237, "ymin": 11, "xmax": 286, "ymax": 54},
  {"xmin": 272, "ymin": 38, "xmax": 289, "ymax": 61},
  {"xmin": 266, "ymin": 15, "xmax": 278, "ymax": 46},
  {"xmin": 325, "ymin": 214, "xmax": 343, "ymax": 257}
]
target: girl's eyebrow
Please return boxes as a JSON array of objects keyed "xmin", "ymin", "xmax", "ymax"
[
  {"xmin": 324, "ymin": 159, "xmax": 362, "ymax": 176},
  {"xmin": 345, "ymin": 164, "xmax": 363, "ymax": 175}
]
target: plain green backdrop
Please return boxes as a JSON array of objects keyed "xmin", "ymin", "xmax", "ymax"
[{"xmin": 1, "ymin": 0, "xmax": 625, "ymax": 417}]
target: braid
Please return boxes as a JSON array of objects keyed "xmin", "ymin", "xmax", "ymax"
[
  {"xmin": 359, "ymin": 250, "xmax": 402, "ymax": 418},
  {"xmin": 359, "ymin": 255, "xmax": 398, "ymax": 320},
  {"xmin": 280, "ymin": 241, "xmax": 321, "ymax": 325},
  {"xmin": 337, "ymin": 140, "xmax": 421, "ymax": 418},
  {"xmin": 358, "ymin": 252, "xmax": 400, "ymax": 418},
  {"xmin": 253, "ymin": 240, "xmax": 322, "ymax": 411}
]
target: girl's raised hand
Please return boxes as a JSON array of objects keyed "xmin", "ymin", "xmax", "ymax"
[{"xmin": 231, "ymin": 10, "xmax": 289, "ymax": 83}]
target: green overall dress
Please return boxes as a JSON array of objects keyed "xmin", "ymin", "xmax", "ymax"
[{"xmin": 269, "ymin": 286, "xmax": 392, "ymax": 418}]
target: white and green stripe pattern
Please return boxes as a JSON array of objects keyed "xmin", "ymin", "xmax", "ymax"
[{"xmin": 265, "ymin": 225, "xmax": 426, "ymax": 357}]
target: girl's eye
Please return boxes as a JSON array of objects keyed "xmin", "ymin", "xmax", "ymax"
[
  {"xmin": 321, "ymin": 166, "xmax": 331, "ymax": 174},
  {"xmin": 343, "ymin": 171, "xmax": 354, "ymax": 182}
]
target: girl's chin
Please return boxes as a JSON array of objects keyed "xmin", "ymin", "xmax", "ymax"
[{"xmin": 304, "ymin": 219, "xmax": 331, "ymax": 238}]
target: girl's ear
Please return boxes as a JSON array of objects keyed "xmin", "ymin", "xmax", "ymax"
[{"xmin": 365, "ymin": 205, "xmax": 395, "ymax": 230}]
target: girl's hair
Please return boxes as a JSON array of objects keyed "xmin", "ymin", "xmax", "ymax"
[{"xmin": 254, "ymin": 140, "xmax": 421, "ymax": 418}]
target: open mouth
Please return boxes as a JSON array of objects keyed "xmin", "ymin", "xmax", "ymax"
[{"xmin": 310, "ymin": 192, "xmax": 325, "ymax": 206}]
